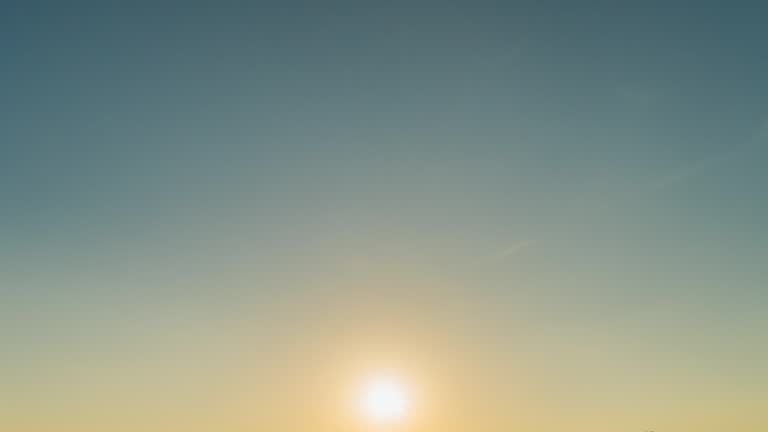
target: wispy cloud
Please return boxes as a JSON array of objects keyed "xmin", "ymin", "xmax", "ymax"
[
  {"xmin": 494, "ymin": 240, "xmax": 533, "ymax": 261},
  {"xmin": 646, "ymin": 127, "xmax": 763, "ymax": 192},
  {"xmin": 615, "ymin": 85, "xmax": 664, "ymax": 107},
  {"xmin": 645, "ymin": 154, "xmax": 732, "ymax": 191}
]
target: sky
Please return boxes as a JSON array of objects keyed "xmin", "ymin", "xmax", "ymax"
[{"xmin": 2, "ymin": 2, "xmax": 768, "ymax": 432}]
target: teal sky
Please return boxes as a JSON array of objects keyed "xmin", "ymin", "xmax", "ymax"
[{"xmin": 2, "ymin": 3, "xmax": 768, "ymax": 432}]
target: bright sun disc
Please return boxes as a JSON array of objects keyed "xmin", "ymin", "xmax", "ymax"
[{"xmin": 360, "ymin": 376, "xmax": 410, "ymax": 424}]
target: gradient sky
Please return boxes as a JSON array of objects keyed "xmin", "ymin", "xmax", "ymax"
[{"xmin": 2, "ymin": 2, "xmax": 767, "ymax": 432}]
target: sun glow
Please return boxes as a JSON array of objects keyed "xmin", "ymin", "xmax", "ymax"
[{"xmin": 359, "ymin": 375, "xmax": 411, "ymax": 424}]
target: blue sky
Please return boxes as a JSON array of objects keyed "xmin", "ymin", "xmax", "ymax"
[{"xmin": 2, "ymin": 2, "xmax": 767, "ymax": 431}]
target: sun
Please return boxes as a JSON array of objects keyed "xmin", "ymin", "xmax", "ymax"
[{"xmin": 359, "ymin": 375, "xmax": 411, "ymax": 424}]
